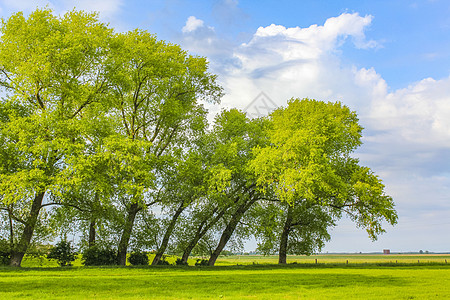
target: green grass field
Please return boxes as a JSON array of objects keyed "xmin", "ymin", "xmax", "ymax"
[
  {"xmin": 214, "ymin": 253, "xmax": 450, "ymax": 266},
  {"xmin": 2, "ymin": 254, "xmax": 450, "ymax": 299}
]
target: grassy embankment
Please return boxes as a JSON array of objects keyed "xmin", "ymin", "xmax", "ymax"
[{"xmin": 1, "ymin": 254, "xmax": 449, "ymax": 299}]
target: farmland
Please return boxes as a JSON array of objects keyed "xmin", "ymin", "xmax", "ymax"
[{"xmin": 1, "ymin": 254, "xmax": 450, "ymax": 299}]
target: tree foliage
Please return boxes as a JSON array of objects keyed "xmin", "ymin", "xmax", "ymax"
[{"xmin": 0, "ymin": 8, "xmax": 397, "ymax": 267}]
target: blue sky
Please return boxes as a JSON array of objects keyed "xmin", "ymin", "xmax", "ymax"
[{"xmin": 1, "ymin": 0, "xmax": 450, "ymax": 253}]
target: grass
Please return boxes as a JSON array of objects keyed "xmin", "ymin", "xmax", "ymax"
[
  {"xmin": 1, "ymin": 254, "xmax": 450, "ymax": 299},
  {"xmin": 1, "ymin": 263, "xmax": 450, "ymax": 299}
]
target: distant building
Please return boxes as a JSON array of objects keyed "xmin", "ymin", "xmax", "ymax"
[{"xmin": 383, "ymin": 249, "xmax": 390, "ymax": 255}]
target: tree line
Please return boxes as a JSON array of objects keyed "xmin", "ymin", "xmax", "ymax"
[{"xmin": 0, "ymin": 9, "xmax": 398, "ymax": 267}]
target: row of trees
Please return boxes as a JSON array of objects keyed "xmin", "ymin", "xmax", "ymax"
[{"xmin": 0, "ymin": 9, "xmax": 398, "ymax": 267}]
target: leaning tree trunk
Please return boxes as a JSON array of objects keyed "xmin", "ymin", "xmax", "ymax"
[
  {"xmin": 180, "ymin": 207, "xmax": 228, "ymax": 264},
  {"xmin": 278, "ymin": 206, "xmax": 293, "ymax": 264},
  {"xmin": 9, "ymin": 191, "xmax": 45, "ymax": 267},
  {"xmin": 152, "ymin": 202, "xmax": 186, "ymax": 265},
  {"xmin": 117, "ymin": 202, "xmax": 140, "ymax": 266},
  {"xmin": 181, "ymin": 221, "xmax": 207, "ymax": 264},
  {"xmin": 208, "ymin": 198, "xmax": 257, "ymax": 266},
  {"xmin": 88, "ymin": 219, "xmax": 96, "ymax": 248},
  {"xmin": 8, "ymin": 207, "xmax": 14, "ymax": 248}
]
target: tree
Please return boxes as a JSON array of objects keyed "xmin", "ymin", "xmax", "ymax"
[
  {"xmin": 250, "ymin": 98, "xmax": 398, "ymax": 263},
  {"xmin": 252, "ymin": 200, "xmax": 335, "ymax": 263},
  {"xmin": 150, "ymin": 150, "xmax": 206, "ymax": 265},
  {"xmin": 0, "ymin": 9, "xmax": 112, "ymax": 266},
  {"xmin": 105, "ymin": 29, "xmax": 222, "ymax": 265},
  {"xmin": 198, "ymin": 109, "xmax": 269, "ymax": 266},
  {"xmin": 167, "ymin": 109, "xmax": 269, "ymax": 265}
]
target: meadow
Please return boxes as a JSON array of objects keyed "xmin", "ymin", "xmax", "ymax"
[{"xmin": 1, "ymin": 254, "xmax": 450, "ymax": 299}]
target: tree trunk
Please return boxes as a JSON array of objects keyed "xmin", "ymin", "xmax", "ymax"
[
  {"xmin": 88, "ymin": 219, "xmax": 96, "ymax": 248},
  {"xmin": 278, "ymin": 206, "xmax": 293, "ymax": 264},
  {"xmin": 208, "ymin": 198, "xmax": 256, "ymax": 266},
  {"xmin": 9, "ymin": 191, "xmax": 45, "ymax": 267},
  {"xmin": 117, "ymin": 202, "xmax": 140, "ymax": 266},
  {"xmin": 181, "ymin": 242, "xmax": 196, "ymax": 264},
  {"xmin": 8, "ymin": 207, "xmax": 14, "ymax": 248},
  {"xmin": 181, "ymin": 206, "xmax": 228, "ymax": 264},
  {"xmin": 181, "ymin": 220, "xmax": 207, "ymax": 264},
  {"xmin": 152, "ymin": 202, "xmax": 185, "ymax": 265}
]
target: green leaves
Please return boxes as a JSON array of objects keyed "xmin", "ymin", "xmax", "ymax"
[
  {"xmin": 0, "ymin": 9, "xmax": 112, "ymax": 116},
  {"xmin": 250, "ymin": 98, "xmax": 397, "ymax": 240}
]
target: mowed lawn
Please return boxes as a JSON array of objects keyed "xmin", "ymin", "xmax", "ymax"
[{"xmin": 1, "ymin": 262, "xmax": 450, "ymax": 299}]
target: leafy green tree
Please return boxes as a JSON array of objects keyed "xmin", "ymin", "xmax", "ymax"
[
  {"xmin": 250, "ymin": 98, "xmax": 398, "ymax": 263},
  {"xmin": 192, "ymin": 109, "xmax": 269, "ymax": 266},
  {"xmin": 170, "ymin": 109, "xmax": 269, "ymax": 265},
  {"xmin": 150, "ymin": 151, "xmax": 206, "ymax": 265},
  {"xmin": 0, "ymin": 9, "xmax": 113, "ymax": 266},
  {"xmin": 105, "ymin": 29, "xmax": 222, "ymax": 265}
]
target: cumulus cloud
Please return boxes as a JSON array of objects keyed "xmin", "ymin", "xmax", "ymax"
[
  {"xmin": 367, "ymin": 75, "xmax": 450, "ymax": 147},
  {"xmin": 182, "ymin": 16, "xmax": 207, "ymax": 33},
  {"xmin": 219, "ymin": 13, "xmax": 379, "ymax": 111}
]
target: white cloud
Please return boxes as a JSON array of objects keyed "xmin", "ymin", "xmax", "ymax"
[
  {"xmin": 244, "ymin": 12, "xmax": 377, "ymax": 61},
  {"xmin": 367, "ymin": 76, "xmax": 450, "ymax": 148},
  {"xmin": 182, "ymin": 16, "xmax": 207, "ymax": 33},
  {"xmin": 216, "ymin": 13, "xmax": 379, "ymax": 112}
]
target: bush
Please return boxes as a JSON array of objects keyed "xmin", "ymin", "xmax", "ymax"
[
  {"xmin": 0, "ymin": 239, "xmax": 11, "ymax": 265},
  {"xmin": 82, "ymin": 245, "xmax": 117, "ymax": 266},
  {"xmin": 128, "ymin": 251, "xmax": 149, "ymax": 266},
  {"xmin": 175, "ymin": 258, "xmax": 188, "ymax": 266},
  {"xmin": 47, "ymin": 240, "xmax": 76, "ymax": 267},
  {"xmin": 195, "ymin": 259, "xmax": 209, "ymax": 266},
  {"xmin": 156, "ymin": 256, "xmax": 170, "ymax": 265}
]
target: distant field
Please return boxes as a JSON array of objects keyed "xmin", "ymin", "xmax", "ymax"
[
  {"xmin": 19, "ymin": 253, "xmax": 450, "ymax": 268},
  {"xmin": 1, "ymin": 263, "xmax": 450, "ymax": 299},
  {"xmin": 214, "ymin": 253, "xmax": 450, "ymax": 266}
]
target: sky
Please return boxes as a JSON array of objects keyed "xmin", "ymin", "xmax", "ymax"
[{"xmin": 1, "ymin": 0, "xmax": 450, "ymax": 253}]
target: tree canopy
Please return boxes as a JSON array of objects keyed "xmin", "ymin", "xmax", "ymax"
[{"xmin": 0, "ymin": 8, "xmax": 397, "ymax": 267}]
